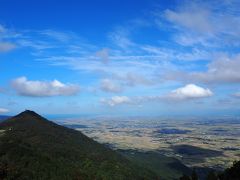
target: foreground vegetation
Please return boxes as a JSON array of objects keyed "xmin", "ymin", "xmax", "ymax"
[
  {"xmin": 180, "ymin": 161, "xmax": 240, "ymax": 180},
  {"xmin": 119, "ymin": 150, "xmax": 191, "ymax": 180}
]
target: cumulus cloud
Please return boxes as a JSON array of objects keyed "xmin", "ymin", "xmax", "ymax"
[
  {"xmin": 0, "ymin": 42, "xmax": 16, "ymax": 52},
  {"xmin": 167, "ymin": 84, "xmax": 213, "ymax": 100},
  {"xmin": 101, "ymin": 96, "xmax": 131, "ymax": 106},
  {"xmin": 11, "ymin": 77, "xmax": 80, "ymax": 97},
  {"xmin": 100, "ymin": 79, "xmax": 122, "ymax": 93},
  {"xmin": 100, "ymin": 84, "xmax": 212, "ymax": 107},
  {"xmin": 0, "ymin": 108, "xmax": 9, "ymax": 114}
]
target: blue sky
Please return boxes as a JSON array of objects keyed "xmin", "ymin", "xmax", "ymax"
[{"xmin": 0, "ymin": 0, "xmax": 240, "ymax": 116}]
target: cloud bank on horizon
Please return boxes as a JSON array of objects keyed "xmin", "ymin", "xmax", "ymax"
[{"xmin": 0, "ymin": 0, "xmax": 240, "ymax": 116}]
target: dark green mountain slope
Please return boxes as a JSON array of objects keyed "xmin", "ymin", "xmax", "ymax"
[
  {"xmin": 0, "ymin": 110, "xmax": 157, "ymax": 180},
  {"xmin": 118, "ymin": 150, "xmax": 191, "ymax": 180},
  {"xmin": 179, "ymin": 160, "xmax": 240, "ymax": 180}
]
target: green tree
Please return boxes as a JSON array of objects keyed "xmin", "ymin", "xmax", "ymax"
[
  {"xmin": 191, "ymin": 169, "xmax": 198, "ymax": 180},
  {"xmin": 179, "ymin": 174, "xmax": 191, "ymax": 180},
  {"xmin": 206, "ymin": 171, "xmax": 218, "ymax": 180}
]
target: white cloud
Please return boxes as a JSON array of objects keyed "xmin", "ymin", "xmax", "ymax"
[
  {"xmin": 0, "ymin": 25, "xmax": 19, "ymax": 52},
  {"xmin": 165, "ymin": 7, "xmax": 213, "ymax": 34},
  {"xmin": 109, "ymin": 27, "xmax": 135, "ymax": 49},
  {"xmin": 11, "ymin": 77, "xmax": 80, "ymax": 97},
  {"xmin": 0, "ymin": 108, "xmax": 9, "ymax": 114},
  {"xmin": 100, "ymin": 84, "xmax": 213, "ymax": 107},
  {"xmin": 123, "ymin": 72, "xmax": 154, "ymax": 86},
  {"xmin": 191, "ymin": 54, "xmax": 240, "ymax": 84},
  {"xmin": 0, "ymin": 42, "xmax": 16, "ymax": 52},
  {"xmin": 100, "ymin": 79, "xmax": 122, "ymax": 93},
  {"xmin": 96, "ymin": 48, "xmax": 109, "ymax": 64},
  {"xmin": 40, "ymin": 30, "xmax": 72, "ymax": 42},
  {"xmin": 17, "ymin": 39, "xmax": 53, "ymax": 50},
  {"xmin": 173, "ymin": 33, "xmax": 214, "ymax": 47},
  {"xmin": 165, "ymin": 54, "xmax": 240, "ymax": 84},
  {"xmin": 141, "ymin": 45, "xmax": 210, "ymax": 61},
  {"xmin": 168, "ymin": 84, "xmax": 213, "ymax": 100},
  {"xmin": 39, "ymin": 54, "xmax": 159, "ymax": 90},
  {"xmin": 101, "ymin": 96, "xmax": 131, "ymax": 106},
  {"xmin": 161, "ymin": 1, "xmax": 240, "ymax": 47}
]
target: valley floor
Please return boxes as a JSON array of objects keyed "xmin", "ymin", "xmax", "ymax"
[{"xmin": 58, "ymin": 117, "xmax": 240, "ymax": 170}]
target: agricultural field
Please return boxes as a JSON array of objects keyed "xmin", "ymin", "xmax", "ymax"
[{"xmin": 59, "ymin": 117, "xmax": 240, "ymax": 170}]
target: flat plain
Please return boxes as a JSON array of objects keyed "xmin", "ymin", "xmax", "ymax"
[{"xmin": 58, "ymin": 117, "xmax": 240, "ymax": 170}]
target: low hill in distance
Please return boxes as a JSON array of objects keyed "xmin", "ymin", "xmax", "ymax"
[{"xmin": 0, "ymin": 110, "xmax": 157, "ymax": 180}]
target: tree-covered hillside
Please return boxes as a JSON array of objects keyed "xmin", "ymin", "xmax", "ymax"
[
  {"xmin": 0, "ymin": 110, "xmax": 157, "ymax": 180},
  {"xmin": 180, "ymin": 161, "xmax": 240, "ymax": 180}
]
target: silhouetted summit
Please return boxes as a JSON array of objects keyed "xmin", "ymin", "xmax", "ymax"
[
  {"xmin": 0, "ymin": 110, "xmax": 59, "ymax": 132},
  {"xmin": 17, "ymin": 110, "xmax": 42, "ymax": 117}
]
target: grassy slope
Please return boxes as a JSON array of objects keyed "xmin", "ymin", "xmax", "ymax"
[{"xmin": 0, "ymin": 110, "xmax": 157, "ymax": 180}]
